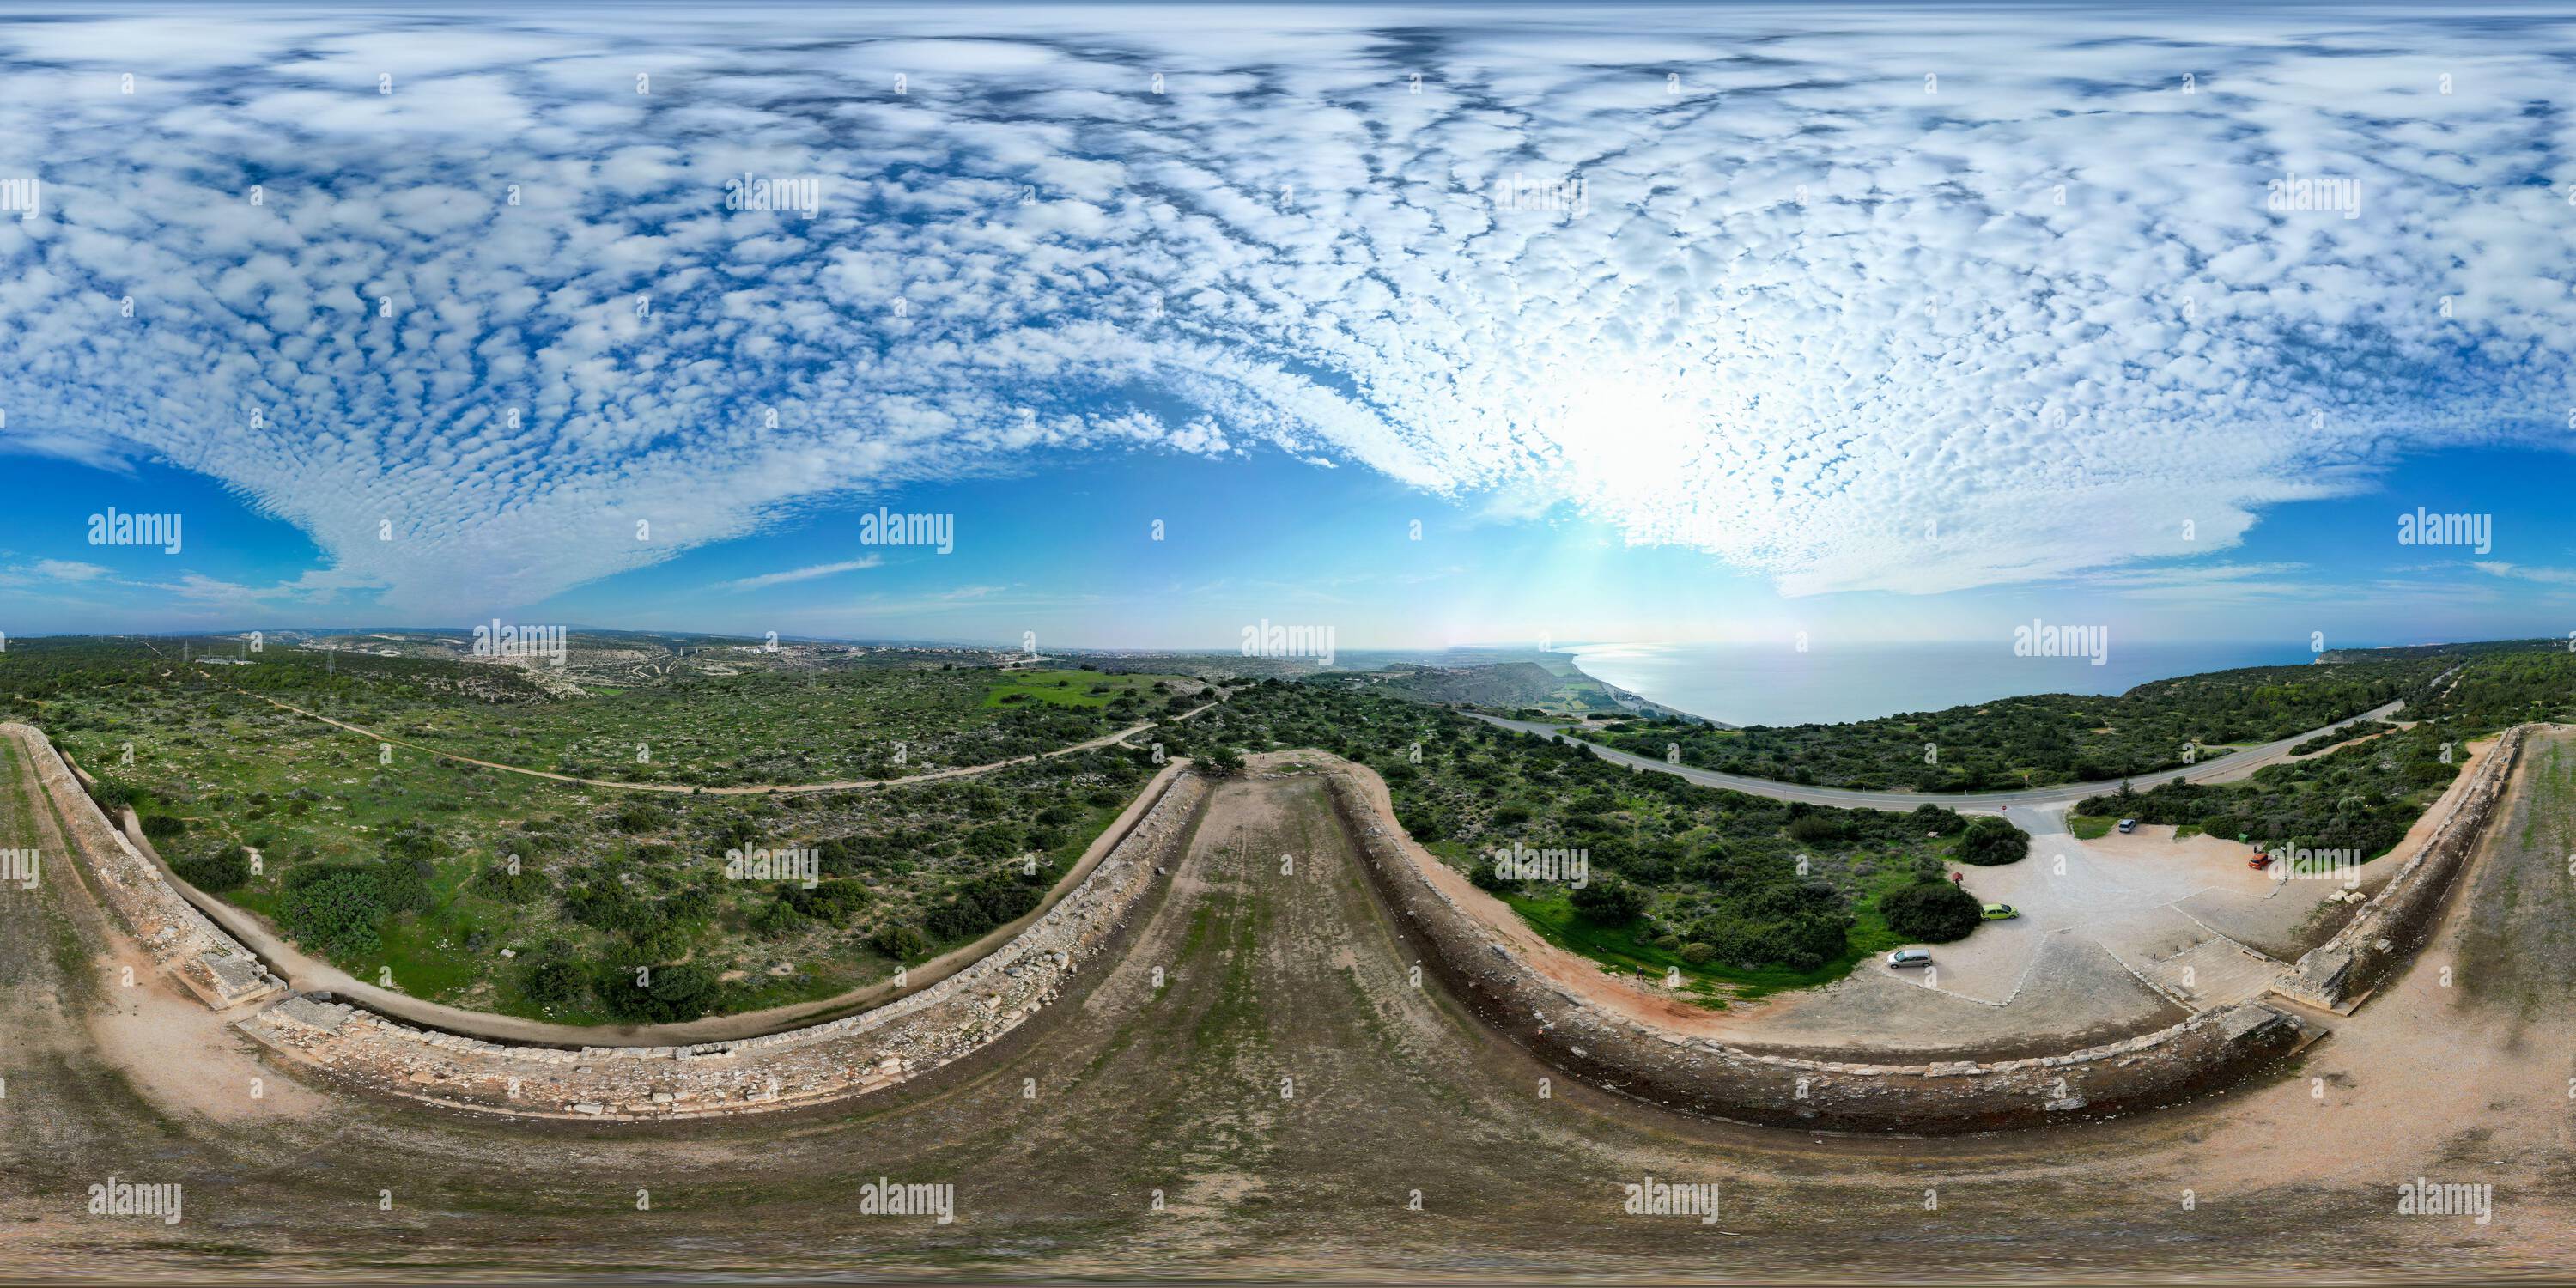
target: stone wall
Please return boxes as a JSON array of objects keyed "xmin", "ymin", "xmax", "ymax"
[
  {"xmin": 234, "ymin": 773, "xmax": 1208, "ymax": 1120},
  {"xmin": 2277, "ymin": 725, "xmax": 2530, "ymax": 1012},
  {"xmin": 1327, "ymin": 775, "xmax": 2311, "ymax": 1133},
  {"xmin": 7, "ymin": 723, "xmax": 285, "ymax": 1011}
]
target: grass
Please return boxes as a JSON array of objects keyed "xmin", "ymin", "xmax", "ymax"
[
  {"xmin": 1498, "ymin": 854, "xmax": 1977, "ymax": 1002},
  {"xmin": 2068, "ymin": 814, "xmax": 2113, "ymax": 840},
  {"xmin": 981, "ymin": 671, "xmax": 1194, "ymax": 711},
  {"xmin": 31, "ymin": 645, "xmax": 1174, "ymax": 1024}
]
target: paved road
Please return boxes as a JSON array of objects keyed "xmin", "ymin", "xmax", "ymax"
[{"xmin": 1467, "ymin": 698, "xmax": 2409, "ymax": 814}]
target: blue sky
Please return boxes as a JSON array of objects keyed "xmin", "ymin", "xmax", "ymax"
[
  {"xmin": 6, "ymin": 436, "xmax": 2568, "ymax": 651},
  {"xmin": 1, "ymin": 4, "xmax": 2573, "ymax": 651}
]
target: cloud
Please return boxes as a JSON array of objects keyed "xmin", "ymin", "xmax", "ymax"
[
  {"xmin": 2473, "ymin": 562, "xmax": 2576, "ymax": 587},
  {"xmin": 714, "ymin": 554, "xmax": 883, "ymax": 592},
  {"xmin": 0, "ymin": 8, "xmax": 2567, "ymax": 614},
  {"xmin": 31, "ymin": 559, "xmax": 108, "ymax": 582}
]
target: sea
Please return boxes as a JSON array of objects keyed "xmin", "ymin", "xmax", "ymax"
[{"xmin": 1565, "ymin": 640, "xmax": 2319, "ymax": 728}]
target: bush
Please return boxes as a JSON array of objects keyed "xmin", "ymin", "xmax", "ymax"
[
  {"xmin": 871, "ymin": 921, "xmax": 932, "ymax": 961},
  {"xmin": 516, "ymin": 946, "xmax": 590, "ymax": 1010},
  {"xmin": 1956, "ymin": 815, "xmax": 2030, "ymax": 866},
  {"xmin": 1880, "ymin": 879, "xmax": 1983, "ymax": 943},
  {"xmin": 1568, "ymin": 876, "xmax": 1649, "ymax": 926},
  {"xmin": 276, "ymin": 867, "xmax": 387, "ymax": 962},
  {"xmin": 923, "ymin": 869, "xmax": 1047, "ymax": 943},
  {"xmin": 174, "ymin": 845, "xmax": 254, "ymax": 891},
  {"xmin": 1910, "ymin": 803, "xmax": 1968, "ymax": 836},
  {"xmin": 781, "ymin": 879, "xmax": 870, "ymax": 926},
  {"xmin": 379, "ymin": 858, "xmax": 438, "ymax": 914},
  {"xmin": 472, "ymin": 857, "xmax": 550, "ymax": 903},
  {"xmin": 140, "ymin": 813, "xmax": 188, "ymax": 841},
  {"xmin": 593, "ymin": 963, "xmax": 720, "ymax": 1024}
]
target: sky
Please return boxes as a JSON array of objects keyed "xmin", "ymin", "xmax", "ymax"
[{"xmin": 2, "ymin": 3, "xmax": 2573, "ymax": 653}]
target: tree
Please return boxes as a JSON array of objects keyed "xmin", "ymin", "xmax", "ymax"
[
  {"xmin": 1956, "ymin": 815, "xmax": 2030, "ymax": 866},
  {"xmin": 1569, "ymin": 876, "xmax": 1649, "ymax": 926},
  {"xmin": 1880, "ymin": 880, "xmax": 1982, "ymax": 942}
]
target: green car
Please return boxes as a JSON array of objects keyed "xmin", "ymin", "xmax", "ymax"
[{"xmin": 1980, "ymin": 903, "xmax": 2019, "ymax": 920}]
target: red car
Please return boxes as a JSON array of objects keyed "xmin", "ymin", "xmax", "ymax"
[{"xmin": 2248, "ymin": 853, "xmax": 2275, "ymax": 871}]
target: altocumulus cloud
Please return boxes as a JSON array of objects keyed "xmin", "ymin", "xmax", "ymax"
[{"xmin": 0, "ymin": 5, "xmax": 2570, "ymax": 611}]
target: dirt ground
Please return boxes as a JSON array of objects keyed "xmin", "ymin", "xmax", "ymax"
[{"xmin": 2, "ymin": 743, "xmax": 2573, "ymax": 1282}]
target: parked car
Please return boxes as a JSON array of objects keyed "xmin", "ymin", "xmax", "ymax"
[
  {"xmin": 1980, "ymin": 903, "xmax": 2019, "ymax": 920},
  {"xmin": 1887, "ymin": 948, "xmax": 1934, "ymax": 969},
  {"xmin": 2117, "ymin": 817, "xmax": 2137, "ymax": 834},
  {"xmin": 2249, "ymin": 852, "xmax": 2275, "ymax": 871}
]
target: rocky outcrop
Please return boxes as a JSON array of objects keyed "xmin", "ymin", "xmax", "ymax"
[
  {"xmin": 1326, "ymin": 774, "xmax": 2312, "ymax": 1133},
  {"xmin": 7, "ymin": 723, "xmax": 285, "ymax": 1011},
  {"xmin": 234, "ymin": 773, "xmax": 1207, "ymax": 1120},
  {"xmin": 2277, "ymin": 725, "xmax": 2530, "ymax": 1012}
]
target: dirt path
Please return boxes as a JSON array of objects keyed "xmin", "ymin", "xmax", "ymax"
[
  {"xmin": 1472, "ymin": 695, "xmax": 2411, "ymax": 811},
  {"xmin": 231, "ymin": 690, "xmax": 1217, "ymax": 796}
]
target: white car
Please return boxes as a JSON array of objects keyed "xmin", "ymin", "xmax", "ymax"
[{"xmin": 1886, "ymin": 948, "xmax": 1933, "ymax": 969}]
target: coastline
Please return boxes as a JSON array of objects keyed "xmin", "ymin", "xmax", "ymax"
[{"xmin": 1560, "ymin": 639, "xmax": 2318, "ymax": 729}]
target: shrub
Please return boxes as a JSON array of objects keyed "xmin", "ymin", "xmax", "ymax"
[
  {"xmin": 516, "ymin": 948, "xmax": 591, "ymax": 1010},
  {"xmin": 1784, "ymin": 813, "xmax": 1850, "ymax": 844},
  {"xmin": 871, "ymin": 921, "xmax": 932, "ymax": 961},
  {"xmin": 781, "ymin": 879, "xmax": 871, "ymax": 926},
  {"xmin": 472, "ymin": 858, "xmax": 550, "ymax": 903},
  {"xmin": 276, "ymin": 867, "xmax": 387, "ymax": 962},
  {"xmin": 593, "ymin": 963, "xmax": 720, "ymax": 1024},
  {"xmin": 1956, "ymin": 815, "xmax": 2031, "ymax": 866},
  {"xmin": 923, "ymin": 869, "xmax": 1047, "ymax": 943},
  {"xmin": 173, "ymin": 845, "xmax": 253, "ymax": 892},
  {"xmin": 1568, "ymin": 876, "xmax": 1649, "ymax": 926},
  {"xmin": 379, "ymin": 858, "xmax": 438, "ymax": 914},
  {"xmin": 1880, "ymin": 879, "xmax": 1982, "ymax": 942},
  {"xmin": 140, "ymin": 813, "xmax": 188, "ymax": 841},
  {"xmin": 1910, "ymin": 803, "xmax": 1968, "ymax": 836}
]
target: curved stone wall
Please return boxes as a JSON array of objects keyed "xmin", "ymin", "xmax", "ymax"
[
  {"xmin": 230, "ymin": 771, "xmax": 1205, "ymax": 1119},
  {"xmin": 5, "ymin": 723, "xmax": 285, "ymax": 1010},
  {"xmin": 1325, "ymin": 774, "xmax": 2313, "ymax": 1133},
  {"xmin": 2277, "ymin": 724, "xmax": 2531, "ymax": 1012}
]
